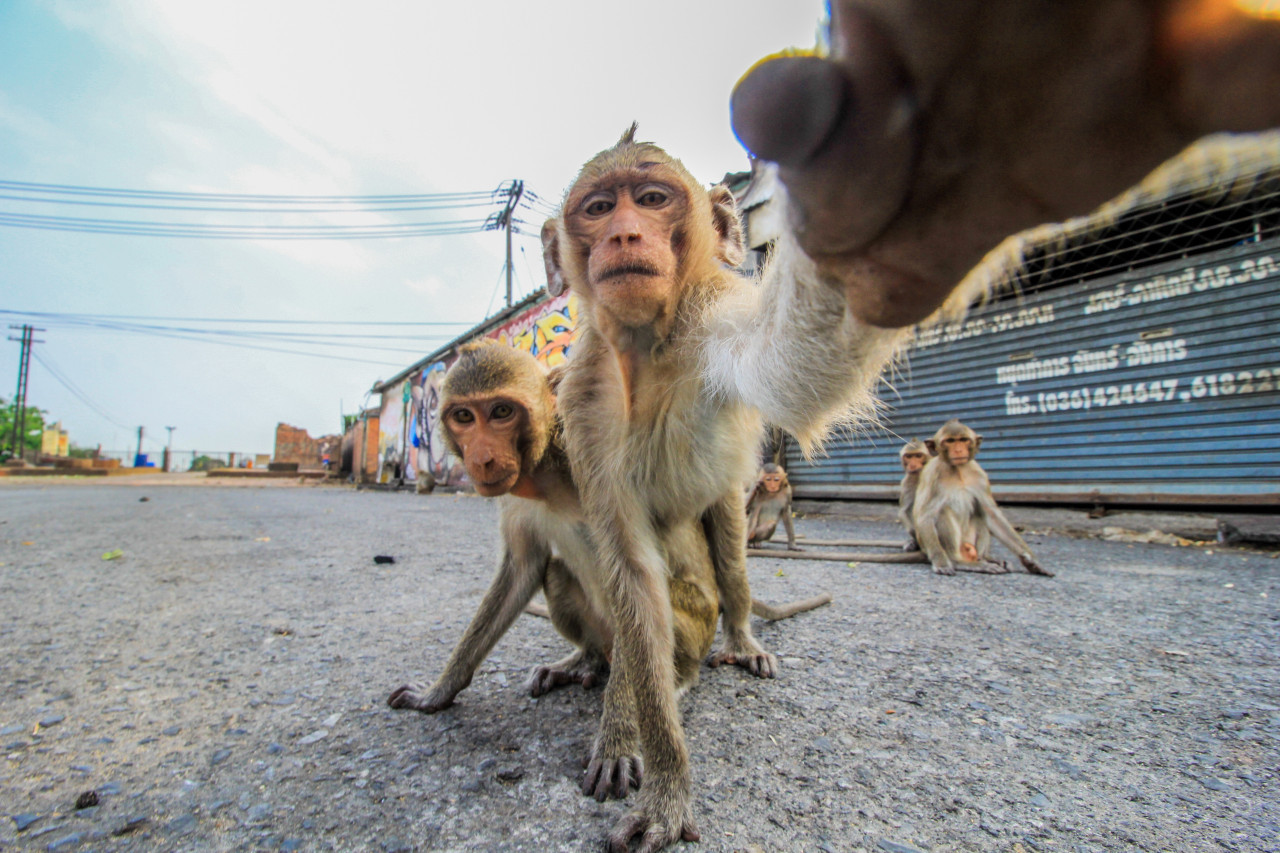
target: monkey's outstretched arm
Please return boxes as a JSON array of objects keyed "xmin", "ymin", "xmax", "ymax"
[
  {"xmin": 781, "ymin": 491, "xmax": 800, "ymax": 550},
  {"xmin": 387, "ymin": 521, "xmax": 548, "ymax": 713},
  {"xmin": 980, "ymin": 493, "xmax": 1054, "ymax": 577},
  {"xmin": 705, "ymin": 231, "xmax": 904, "ymax": 455}
]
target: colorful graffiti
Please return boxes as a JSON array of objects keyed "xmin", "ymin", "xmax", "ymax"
[
  {"xmin": 407, "ymin": 360, "xmax": 467, "ymax": 487},
  {"xmin": 491, "ymin": 293, "xmax": 579, "ymax": 366},
  {"xmin": 376, "ymin": 382, "xmax": 406, "ymax": 484}
]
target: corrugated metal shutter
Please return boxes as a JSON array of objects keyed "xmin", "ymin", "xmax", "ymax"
[{"xmin": 786, "ymin": 237, "xmax": 1280, "ymax": 506}]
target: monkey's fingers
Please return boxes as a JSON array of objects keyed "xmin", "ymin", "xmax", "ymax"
[
  {"xmin": 583, "ymin": 755, "xmax": 641, "ymax": 802},
  {"xmin": 386, "ymin": 684, "xmax": 453, "ymax": 713},
  {"xmin": 1022, "ymin": 556, "xmax": 1055, "ymax": 577},
  {"xmin": 607, "ymin": 809, "xmax": 700, "ymax": 853},
  {"xmin": 931, "ymin": 564, "xmax": 956, "ymax": 577}
]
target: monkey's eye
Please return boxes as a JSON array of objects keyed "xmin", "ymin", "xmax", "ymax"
[
  {"xmin": 584, "ymin": 198, "xmax": 614, "ymax": 216},
  {"xmin": 451, "ymin": 409, "xmax": 475, "ymax": 424},
  {"xmin": 491, "ymin": 403, "xmax": 515, "ymax": 420},
  {"xmin": 636, "ymin": 189, "xmax": 668, "ymax": 207}
]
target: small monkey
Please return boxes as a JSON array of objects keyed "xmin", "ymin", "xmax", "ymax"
[
  {"xmin": 897, "ymin": 439, "xmax": 929, "ymax": 551},
  {"xmin": 745, "ymin": 463, "xmax": 801, "ymax": 551},
  {"xmin": 913, "ymin": 420, "xmax": 1051, "ymax": 577}
]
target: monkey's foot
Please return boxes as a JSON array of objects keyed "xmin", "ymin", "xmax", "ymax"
[
  {"xmin": 952, "ymin": 558, "xmax": 1010, "ymax": 574},
  {"xmin": 930, "ymin": 563, "xmax": 957, "ymax": 576},
  {"xmin": 583, "ymin": 748, "xmax": 643, "ymax": 801},
  {"xmin": 528, "ymin": 649, "xmax": 608, "ymax": 697},
  {"xmin": 707, "ymin": 634, "xmax": 778, "ymax": 678},
  {"xmin": 902, "ymin": 535, "xmax": 919, "ymax": 552},
  {"xmin": 386, "ymin": 682, "xmax": 456, "ymax": 713},
  {"xmin": 607, "ymin": 789, "xmax": 699, "ymax": 853},
  {"xmin": 1021, "ymin": 555, "xmax": 1054, "ymax": 577}
]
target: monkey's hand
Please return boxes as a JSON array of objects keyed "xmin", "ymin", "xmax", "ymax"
[
  {"xmin": 583, "ymin": 736, "xmax": 643, "ymax": 802},
  {"xmin": 707, "ymin": 635, "xmax": 778, "ymax": 679},
  {"xmin": 731, "ymin": 3, "xmax": 1280, "ymax": 329},
  {"xmin": 930, "ymin": 562, "xmax": 956, "ymax": 577},
  {"xmin": 787, "ymin": 543, "xmax": 804, "ymax": 552},
  {"xmin": 607, "ymin": 789, "xmax": 700, "ymax": 853},
  {"xmin": 528, "ymin": 648, "xmax": 608, "ymax": 697},
  {"xmin": 1021, "ymin": 554, "xmax": 1054, "ymax": 577},
  {"xmin": 386, "ymin": 681, "xmax": 459, "ymax": 713}
]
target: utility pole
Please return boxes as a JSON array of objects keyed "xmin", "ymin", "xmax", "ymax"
[
  {"xmin": 7, "ymin": 324, "xmax": 43, "ymax": 461},
  {"xmin": 164, "ymin": 426, "xmax": 176, "ymax": 472},
  {"xmin": 485, "ymin": 180, "xmax": 525, "ymax": 309},
  {"xmin": 135, "ymin": 426, "xmax": 145, "ymax": 467}
]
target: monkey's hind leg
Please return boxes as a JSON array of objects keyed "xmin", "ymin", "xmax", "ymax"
[
  {"xmin": 529, "ymin": 558, "xmax": 612, "ymax": 697},
  {"xmin": 703, "ymin": 494, "xmax": 779, "ymax": 678}
]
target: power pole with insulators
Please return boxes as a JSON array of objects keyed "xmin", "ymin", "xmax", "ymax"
[
  {"xmin": 7, "ymin": 324, "xmax": 44, "ymax": 461},
  {"xmin": 500, "ymin": 181, "xmax": 524, "ymax": 308}
]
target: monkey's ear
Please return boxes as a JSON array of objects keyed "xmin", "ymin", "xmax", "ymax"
[
  {"xmin": 541, "ymin": 219, "xmax": 567, "ymax": 297},
  {"xmin": 973, "ymin": 435, "xmax": 983, "ymax": 453},
  {"xmin": 708, "ymin": 184, "xmax": 746, "ymax": 268},
  {"xmin": 546, "ymin": 363, "xmax": 567, "ymax": 394},
  {"xmin": 924, "ymin": 439, "xmax": 937, "ymax": 456}
]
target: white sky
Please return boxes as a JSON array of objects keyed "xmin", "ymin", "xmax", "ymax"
[{"xmin": 0, "ymin": 0, "xmax": 826, "ymax": 458}]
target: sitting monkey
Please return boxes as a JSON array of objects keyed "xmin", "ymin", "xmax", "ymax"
[
  {"xmin": 897, "ymin": 439, "xmax": 929, "ymax": 551},
  {"xmin": 745, "ymin": 463, "xmax": 802, "ymax": 550},
  {"xmin": 912, "ymin": 420, "xmax": 1051, "ymax": 576},
  {"xmin": 388, "ymin": 342, "xmax": 829, "ymax": 780}
]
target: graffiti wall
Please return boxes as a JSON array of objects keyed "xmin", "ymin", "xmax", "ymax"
[
  {"xmin": 376, "ymin": 381, "xmax": 407, "ymax": 484},
  {"xmin": 490, "ymin": 292, "xmax": 579, "ymax": 366},
  {"xmin": 391, "ymin": 293, "xmax": 581, "ymax": 489}
]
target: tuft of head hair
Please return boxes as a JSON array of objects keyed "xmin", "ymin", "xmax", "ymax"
[{"xmin": 900, "ymin": 438, "xmax": 928, "ymax": 458}]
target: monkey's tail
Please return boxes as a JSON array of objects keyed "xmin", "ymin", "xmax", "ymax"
[{"xmin": 750, "ymin": 592, "xmax": 832, "ymax": 621}]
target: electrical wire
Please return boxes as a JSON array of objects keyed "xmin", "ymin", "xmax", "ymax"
[
  {"xmin": 31, "ymin": 350, "xmax": 133, "ymax": 430},
  {"xmin": 0, "ymin": 309, "xmax": 474, "ymax": 327}
]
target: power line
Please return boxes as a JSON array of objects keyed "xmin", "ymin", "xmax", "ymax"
[
  {"xmin": 0, "ymin": 179, "xmax": 497, "ymax": 203},
  {"xmin": 31, "ymin": 350, "xmax": 132, "ymax": 431},
  {"xmin": 0, "ymin": 309, "xmax": 475, "ymax": 327}
]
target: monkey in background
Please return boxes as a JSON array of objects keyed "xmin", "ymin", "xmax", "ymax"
[
  {"xmin": 897, "ymin": 439, "xmax": 930, "ymax": 551},
  {"xmin": 745, "ymin": 463, "xmax": 802, "ymax": 551},
  {"xmin": 913, "ymin": 420, "xmax": 1051, "ymax": 577}
]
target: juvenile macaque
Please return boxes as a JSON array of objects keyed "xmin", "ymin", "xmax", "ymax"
[
  {"xmin": 913, "ymin": 420, "xmax": 1052, "ymax": 577},
  {"xmin": 897, "ymin": 439, "xmax": 930, "ymax": 551},
  {"xmin": 745, "ymin": 463, "xmax": 801, "ymax": 550},
  {"xmin": 542, "ymin": 126, "xmax": 918, "ymax": 852},
  {"xmin": 731, "ymin": 1, "xmax": 1280, "ymax": 328}
]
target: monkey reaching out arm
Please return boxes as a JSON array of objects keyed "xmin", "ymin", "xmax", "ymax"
[
  {"xmin": 731, "ymin": 0, "xmax": 1280, "ymax": 329},
  {"xmin": 912, "ymin": 420, "xmax": 1052, "ymax": 577},
  {"xmin": 745, "ymin": 463, "xmax": 802, "ymax": 551}
]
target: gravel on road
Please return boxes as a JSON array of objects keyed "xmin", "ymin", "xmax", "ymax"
[{"xmin": 1, "ymin": 478, "xmax": 1277, "ymax": 852}]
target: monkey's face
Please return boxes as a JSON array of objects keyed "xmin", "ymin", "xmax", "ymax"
[
  {"xmin": 940, "ymin": 435, "xmax": 974, "ymax": 466},
  {"xmin": 901, "ymin": 452, "xmax": 926, "ymax": 473},
  {"xmin": 565, "ymin": 165, "xmax": 687, "ymax": 328},
  {"xmin": 442, "ymin": 397, "xmax": 529, "ymax": 497},
  {"xmin": 760, "ymin": 471, "xmax": 786, "ymax": 493}
]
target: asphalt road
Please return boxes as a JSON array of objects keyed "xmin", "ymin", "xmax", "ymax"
[{"xmin": 1, "ymin": 477, "xmax": 1277, "ymax": 852}]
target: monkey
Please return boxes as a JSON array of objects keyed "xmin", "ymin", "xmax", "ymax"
[
  {"xmin": 541, "ymin": 128, "xmax": 928, "ymax": 853},
  {"xmin": 897, "ymin": 439, "xmax": 930, "ymax": 551},
  {"xmin": 912, "ymin": 420, "xmax": 1052, "ymax": 577},
  {"xmin": 387, "ymin": 341, "xmax": 827, "ymax": 737},
  {"xmin": 730, "ymin": 1, "xmax": 1280, "ymax": 329},
  {"xmin": 745, "ymin": 463, "xmax": 801, "ymax": 551}
]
